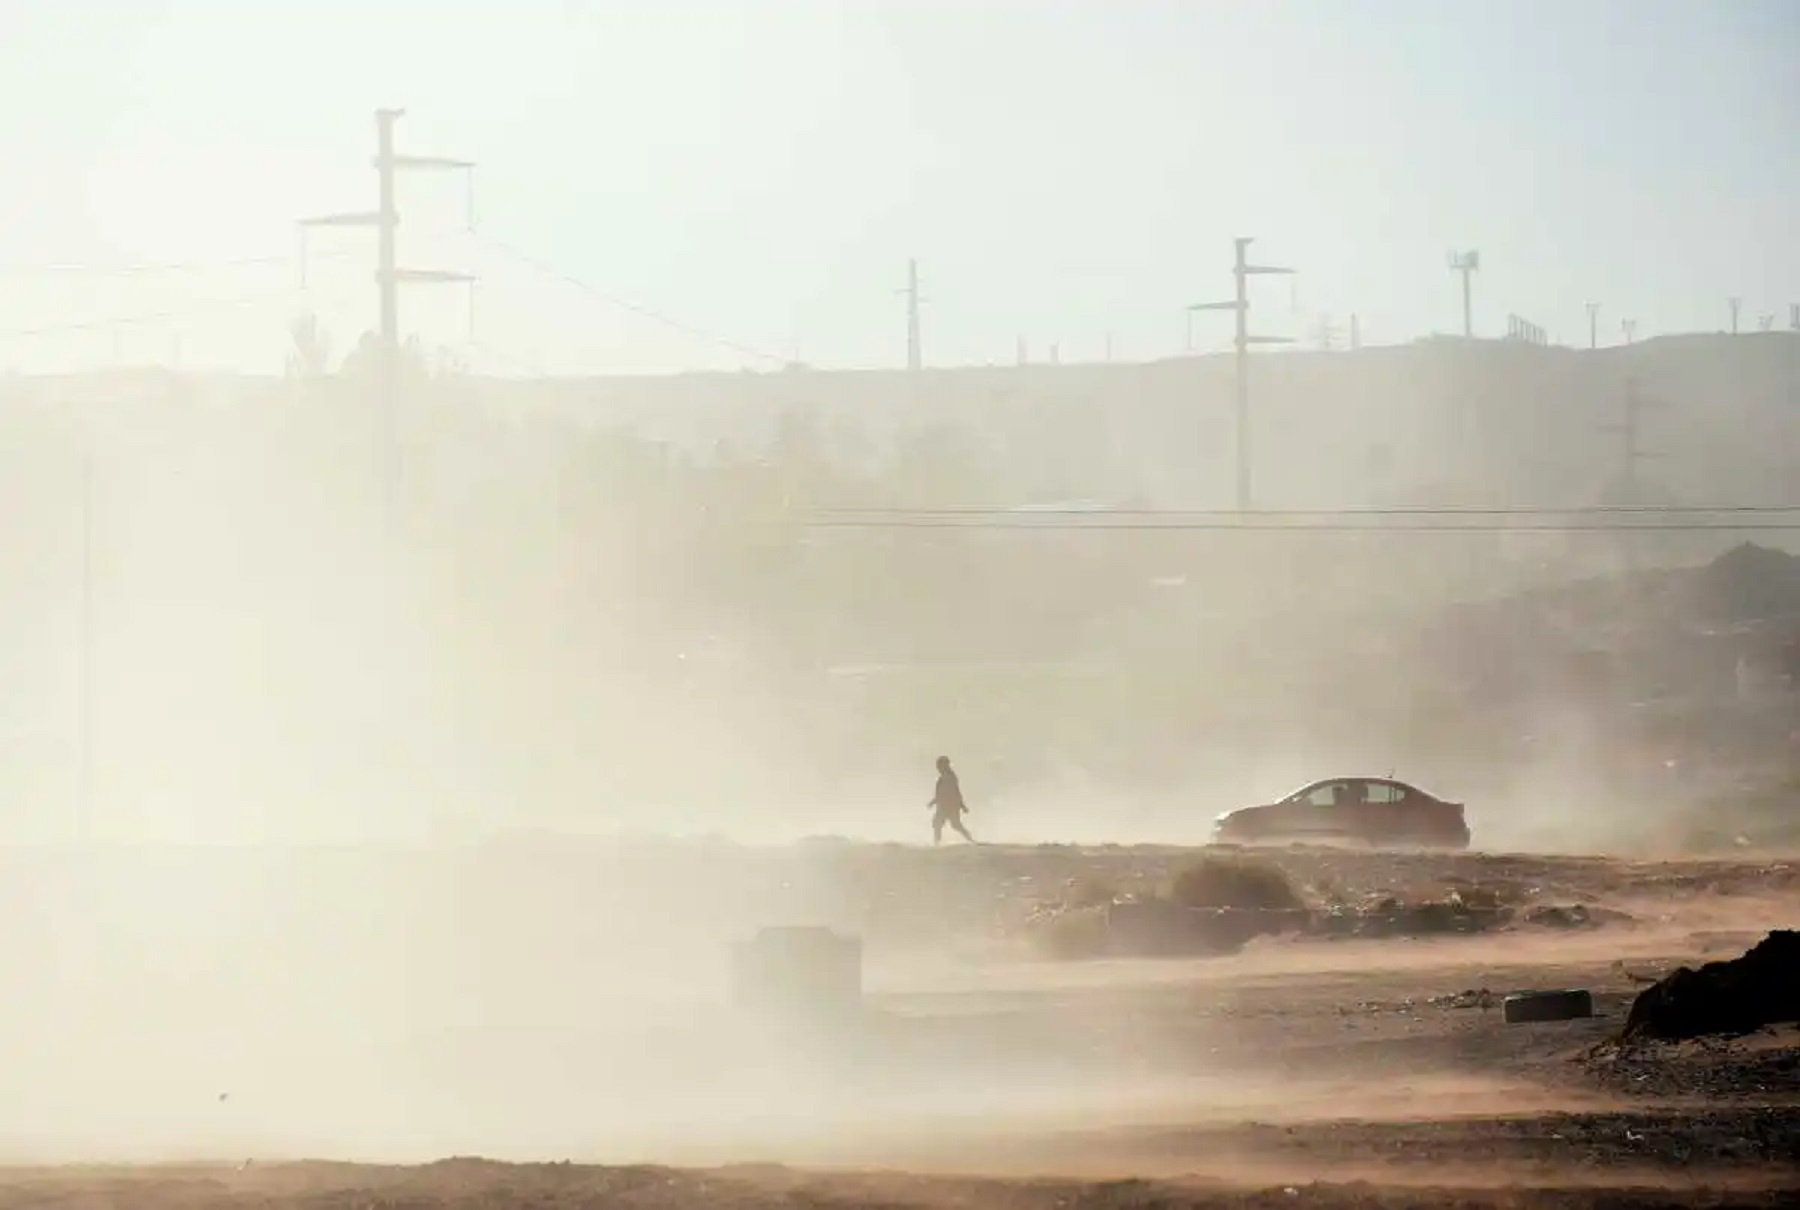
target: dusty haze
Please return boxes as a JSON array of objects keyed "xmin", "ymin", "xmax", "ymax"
[
  {"xmin": 1, "ymin": 0, "xmax": 1798, "ymax": 1185},
  {"xmin": 1, "ymin": 340, "xmax": 1795, "ymax": 847},
  {"xmin": 0, "ymin": 340, "xmax": 1795, "ymax": 1166}
]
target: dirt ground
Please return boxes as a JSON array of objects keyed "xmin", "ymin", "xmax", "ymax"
[{"xmin": 5, "ymin": 844, "xmax": 1798, "ymax": 1208}]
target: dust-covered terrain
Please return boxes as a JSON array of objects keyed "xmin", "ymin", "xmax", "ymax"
[
  {"xmin": 4, "ymin": 839, "xmax": 1796, "ymax": 1207},
  {"xmin": 7, "ymin": 7, "xmax": 1800, "ymax": 1205}
]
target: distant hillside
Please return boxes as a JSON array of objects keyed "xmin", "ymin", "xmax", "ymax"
[{"xmin": 10, "ymin": 331, "xmax": 1799, "ymax": 513}]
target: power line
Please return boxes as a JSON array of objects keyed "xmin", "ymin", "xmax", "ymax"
[
  {"xmin": 0, "ymin": 253, "xmax": 309, "ymax": 278},
  {"xmin": 803, "ymin": 501, "xmax": 1800, "ymax": 532},
  {"xmin": 0, "ymin": 289, "xmax": 295, "ymax": 338},
  {"xmin": 803, "ymin": 517, "xmax": 1800, "ymax": 533},
  {"xmin": 472, "ymin": 233, "xmax": 789, "ymax": 367},
  {"xmin": 814, "ymin": 503, "xmax": 1800, "ymax": 518}
]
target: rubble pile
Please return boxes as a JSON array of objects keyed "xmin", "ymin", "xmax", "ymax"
[
  {"xmin": 1621, "ymin": 930, "xmax": 1800, "ymax": 1041},
  {"xmin": 1313, "ymin": 894, "xmax": 1504, "ymax": 940},
  {"xmin": 1019, "ymin": 871, "xmax": 1637, "ymax": 959},
  {"xmin": 1522, "ymin": 903, "xmax": 1634, "ymax": 930},
  {"xmin": 1687, "ymin": 542, "xmax": 1800, "ymax": 625}
]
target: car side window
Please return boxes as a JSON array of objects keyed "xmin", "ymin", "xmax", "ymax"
[
  {"xmin": 1307, "ymin": 783, "xmax": 1343, "ymax": 807},
  {"xmin": 1365, "ymin": 782, "xmax": 1401, "ymax": 804}
]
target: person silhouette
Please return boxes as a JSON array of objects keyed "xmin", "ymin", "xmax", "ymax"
[{"xmin": 927, "ymin": 755, "xmax": 975, "ymax": 845}]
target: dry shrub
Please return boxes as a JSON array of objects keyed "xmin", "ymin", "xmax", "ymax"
[
  {"xmin": 1026, "ymin": 905, "xmax": 1112, "ymax": 960},
  {"xmin": 1170, "ymin": 854, "xmax": 1305, "ymax": 911}
]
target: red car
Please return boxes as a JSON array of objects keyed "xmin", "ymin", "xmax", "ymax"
[{"xmin": 1212, "ymin": 777, "xmax": 1472, "ymax": 850}]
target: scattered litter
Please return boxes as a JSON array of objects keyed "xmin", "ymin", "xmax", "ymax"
[{"xmin": 1504, "ymin": 988, "xmax": 1595, "ymax": 1024}]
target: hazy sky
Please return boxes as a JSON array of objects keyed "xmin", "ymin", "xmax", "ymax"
[{"xmin": 0, "ymin": 0, "xmax": 1795, "ymax": 374}]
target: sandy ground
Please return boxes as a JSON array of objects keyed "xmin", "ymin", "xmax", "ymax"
[{"xmin": 4, "ymin": 843, "xmax": 1798, "ymax": 1208}]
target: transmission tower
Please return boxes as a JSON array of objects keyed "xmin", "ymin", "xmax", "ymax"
[
  {"xmin": 1448, "ymin": 250, "xmax": 1480, "ymax": 338},
  {"xmin": 1190, "ymin": 236, "xmax": 1295, "ymax": 511},
  {"xmin": 1601, "ymin": 377, "xmax": 1669, "ymax": 503},
  {"xmin": 900, "ymin": 259, "xmax": 923, "ymax": 372},
  {"xmin": 1600, "ymin": 377, "xmax": 1672, "ymax": 574},
  {"xmin": 300, "ymin": 108, "xmax": 474, "ymax": 513},
  {"xmin": 1586, "ymin": 302, "xmax": 1601, "ymax": 350},
  {"xmin": 1729, "ymin": 297, "xmax": 1742, "ymax": 335}
]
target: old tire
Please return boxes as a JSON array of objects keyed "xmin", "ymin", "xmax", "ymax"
[{"xmin": 1503, "ymin": 989, "xmax": 1594, "ymax": 1024}]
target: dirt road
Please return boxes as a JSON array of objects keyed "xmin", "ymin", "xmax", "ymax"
[{"xmin": 3, "ymin": 842, "xmax": 1796, "ymax": 1207}]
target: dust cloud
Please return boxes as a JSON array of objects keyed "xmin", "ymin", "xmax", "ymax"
[
  {"xmin": 0, "ymin": 325, "xmax": 1795, "ymax": 1169},
  {"xmin": 2, "ymin": 340, "xmax": 1798, "ymax": 852}
]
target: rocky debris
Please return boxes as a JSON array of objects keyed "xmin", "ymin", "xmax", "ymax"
[
  {"xmin": 1621, "ymin": 930, "xmax": 1800, "ymax": 1041},
  {"xmin": 1430, "ymin": 988, "xmax": 1498, "ymax": 1010},
  {"xmin": 1522, "ymin": 903, "xmax": 1634, "ymax": 930},
  {"xmin": 1312, "ymin": 895, "xmax": 1505, "ymax": 940},
  {"xmin": 1021, "ymin": 888, "xmax": 1637, "ymax": 960},
  {"xmin": 1585, "ymin": 1027, "xmax": 1800, "ymax": 1099},
  {"xmin": 1017, "ymin": 897, "xmax": 1312, "ymax": 960},
  {"xmin": 1106, "ymin": 899, "xmax": 1310, "ymax": 958}
]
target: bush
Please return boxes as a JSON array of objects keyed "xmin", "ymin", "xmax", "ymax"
[
  {"xmin": 1026, "ymin": 905, "xmax": 1112, "ymax": 960},
  {"xmin": 1170, "ymin": 854, "xmax": 1305, "ymax": 911}
]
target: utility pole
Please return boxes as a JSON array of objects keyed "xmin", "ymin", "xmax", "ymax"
[
  {"xmin": 1604, "ymin": 377, "xmax": 1667, "ymax": 498},
  {"xmin": 1190, "ymin": 236, "xmax": 1295, "ymax": 512},
  {"xmin": 1448, "ymin": 250, "xmax": 1480, "ymax": 338},
  {"xmin": 1601, "ymin": 377, "xmax": 1666, "ymax": 573},
  {"xmin": 1729, "ymin": 297, "xmax": 1742, "ymax": 335},
  {"xmin": 1587, "ymin": 302, "xmax": 1601, "ymax": 350},
  {"xmin": 901, "ymin": 258, "xmax": 923, "ymax": 372},
  {"xmin": 301, "ymin": 108, "xmax": 474, "ymax": 517},
  {"xmin": 1791, "ymin": 304, "xmax": 1799, "ymax": 332},
  {"xmin": 1622, "ymin": 318, "xmax": 1638, "ymax": 346},
  {"xmin": 1349, "ymin": 314, "xmax": 1361, "ymax": 351},
  {"xmin": 76, "ymin": 440, "xmax": 93, "ymax": 843}
]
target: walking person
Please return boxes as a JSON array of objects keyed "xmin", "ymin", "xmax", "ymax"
[{"xmin": 927, "ymin": 755, "xmax": 976, "ymax": 845}]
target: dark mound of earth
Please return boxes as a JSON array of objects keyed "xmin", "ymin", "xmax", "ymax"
[{"xmin": 1622, "ymin": 929, "xmax": 1800, "ymax": 1041}]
